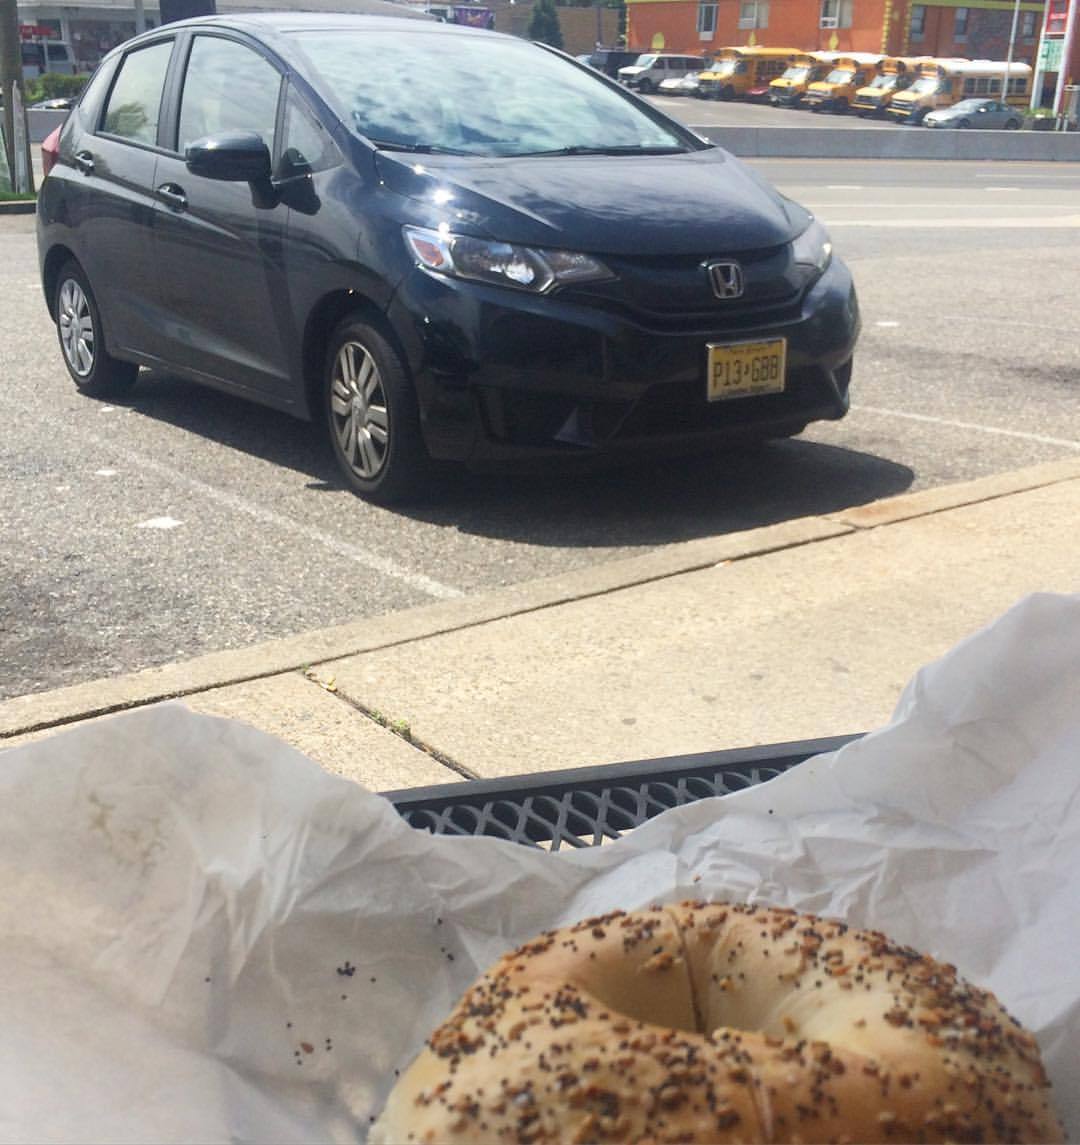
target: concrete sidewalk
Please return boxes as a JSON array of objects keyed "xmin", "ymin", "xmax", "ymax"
[{"xmin": 2, "ymin": 457, "xmax": 1079, "ymax": 791}]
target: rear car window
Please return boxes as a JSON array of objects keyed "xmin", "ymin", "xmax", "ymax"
[{"xmin": 102, "ymin": 40, "xmax": 174, "ymax": 145}]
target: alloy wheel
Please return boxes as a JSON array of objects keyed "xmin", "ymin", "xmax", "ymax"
[
  {"xmin": 330, "ymin": 340, "xmax": 390, "ymax": 479},
  {"xmin": 58, "ymin": 278, "xmax": 95, "ymax": 378}
]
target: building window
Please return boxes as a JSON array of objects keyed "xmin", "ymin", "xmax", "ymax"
[
  {"xmin": 820, "ymin": 0, "xmax": 853, "ymax": 29},
  {"xmin": 910, "ymin": 4, "xmax": 926, "ymax": 40},
  {"xmin": 1020, "ymin": 10, "xmax": 1036, "ymax": 40},
  {"xmin": 698, "ymin": 2, "xmax": 718, "ymax": 37},
  {"xmin": 739, "ymin": 1, "xmax": 769, "ymax": 29},
  {"xmin": 954, "ymin": 6, "xmax": 969, "ymax": 40}
]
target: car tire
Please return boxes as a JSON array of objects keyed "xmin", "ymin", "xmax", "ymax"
[
  {"xmin": 959, "ymin": 117, "xmax": 971, "ymax": 128},
  {"xmin": 53, "ymin": 260, "xmax": 139, "ymax": 398},
  {"xmin": 1005, "ymin": 118, "xmax": 1020, "ymax": 130},
  {"xmin": 834, "ymin": 97, "xmax": 848, "ymax": 114},
  {"xmin": 324, "ymin": 315, "xmax": 432, "ymax": 504}
]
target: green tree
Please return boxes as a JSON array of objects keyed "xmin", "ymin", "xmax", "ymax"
[{"xmin": 527, "ymin": 0, "xmax": 564, "ymax": 50}]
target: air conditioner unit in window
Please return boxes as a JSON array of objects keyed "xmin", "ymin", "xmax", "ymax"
[{"xmin": 820, "ymin": 16, "xmax": 839, "ymax": 27}]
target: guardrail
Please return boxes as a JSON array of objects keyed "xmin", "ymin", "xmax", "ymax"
[{"xmin": 695, "ymin": 124, "xmax": 1080, "ymax": 161}]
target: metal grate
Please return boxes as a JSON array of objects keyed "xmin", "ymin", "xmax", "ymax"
[{"xmin": 382, "ymin": 734, "xmax": 860, "ymax": 851}]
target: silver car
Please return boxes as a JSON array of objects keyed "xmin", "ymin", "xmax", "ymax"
[{"xmin": 923, "ymin": 98, "xmax": 1023, "ymax": 130}]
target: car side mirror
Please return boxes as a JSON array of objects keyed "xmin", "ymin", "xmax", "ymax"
[{"xmin": 186, "ymin": 131, "xmax": 272, "ymax": 183}]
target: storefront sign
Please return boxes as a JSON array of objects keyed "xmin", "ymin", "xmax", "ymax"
[{"xmin": 1039, "ymin": 36, "xmax": 1064, "ymax": 69}]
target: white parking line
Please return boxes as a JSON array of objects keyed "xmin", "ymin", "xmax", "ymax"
[
  {"xmin": 78, "ymin": 431, "xmax": 464, "ymax": 599},
  {"xmin": 853, "ymin": 405, "xmax": 1080, "ymax": 449},
  {"xmin": 830, "ymin": 215, "xmax": 1080, "ymax": 228}
]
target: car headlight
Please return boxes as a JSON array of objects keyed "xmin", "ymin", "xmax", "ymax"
[
  {"xmin": 404, "ymin": 225, "xmax": 613, "ymax": 294},
  {"xmin": 791, "ymin": 216, "xmax": 833, "ymax": 289}
]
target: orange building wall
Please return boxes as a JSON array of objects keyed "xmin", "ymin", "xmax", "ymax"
[
  {"xmin": 624, "ymin": 0, "xmax": 892, "ymax": 55},
  {"xmin": 623, "ymin": 0, "xmax": 1077, "ymax": 105}
]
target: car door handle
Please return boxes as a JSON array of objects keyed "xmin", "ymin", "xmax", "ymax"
[
  {"xmin": 156, "ymin": 183, "xmax": 188, "ymax": 211},
  {"xmin": 74, "ymin": 150, "xmax": 94, "ymax": 175}
]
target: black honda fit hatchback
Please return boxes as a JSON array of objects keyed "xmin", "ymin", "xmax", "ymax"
[{"xmin": 37, "ymin": 13, "xmax": 859, "ymax": 504}]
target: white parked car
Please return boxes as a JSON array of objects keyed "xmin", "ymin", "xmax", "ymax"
[
  {"xmin": 659, "ymin": 70, "xmax": 703, "ymax": 96},
  {"xmin": 617, "ymin": 54, "xmax": 709, "ymax": 94}
]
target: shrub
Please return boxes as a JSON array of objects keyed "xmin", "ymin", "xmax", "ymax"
[{"xmin": 24, "ymin": 73, "xmax": 90, "ymax": 105}]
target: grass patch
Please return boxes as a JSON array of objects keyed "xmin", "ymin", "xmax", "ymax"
[{"xmin": 0, "ymin": 190, "xmax": 37, "ymax": 202}]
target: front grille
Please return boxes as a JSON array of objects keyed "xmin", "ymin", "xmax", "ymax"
[{"xmin": 565, "ymin": 246, "xmax": 803, "ymax": 331}]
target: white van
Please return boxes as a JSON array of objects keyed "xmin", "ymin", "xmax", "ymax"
[
  {"xmin": 618, "ymin": 53, "xmax": 710, "ymax": 95},
  {"xmin": 21, "ymin": 40, "xmax": 77, "ymax": 79}
]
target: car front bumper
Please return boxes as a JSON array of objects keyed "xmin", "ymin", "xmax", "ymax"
[{"xmin": 387, "ymin": 257, "xmax": 860, "ymax": 464}]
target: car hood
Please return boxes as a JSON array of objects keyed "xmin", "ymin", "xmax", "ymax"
[{"xmin": 375, "ymin": 148, "xmax": 801, "ymax": 256}]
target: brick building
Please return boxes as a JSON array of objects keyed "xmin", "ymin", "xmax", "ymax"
[{"xmin": 624, "ymin": 0, "xmax": 1078, "ymax": 107}]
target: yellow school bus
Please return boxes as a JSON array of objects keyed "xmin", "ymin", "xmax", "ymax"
[
  {"xmin": 696, "ymin": 46, "xmax": 797, "ymax": 102},
  {"xmin": 768, "ymin": 52, "xmax": 844, "ymax": 108},
  {"xmin": 804, "ymin": 54, "xmax": 887, "ymax": 113},
  {"xmin": 887, "ymin": 58, "xmax": 1032, "ymax": 123},
  {"xmin": 851, "ymin": 56, "xmax": 925, "ymax": 116}
]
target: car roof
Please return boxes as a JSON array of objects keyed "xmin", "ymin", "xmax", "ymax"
[{"xmin": 135, "ymin": 9, "xmax": 454, "ymax": 36}]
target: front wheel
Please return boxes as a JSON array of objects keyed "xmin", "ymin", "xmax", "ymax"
[
  {"xmin": 958, "ymin": 117, "xmax": 972, "ymax": 129},
  {"xmin": 53, "ymin": 261, "xmax": 139, "ymax": 397},
  {"xmin": 324, "ymin": 316, "xmax": 432, "ymax": 504},
  {"xmin": 1005, "ymin": 118, "xmax": 1020, "ymax": 130}
]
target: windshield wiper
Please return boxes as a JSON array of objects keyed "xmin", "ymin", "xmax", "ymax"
[
  {"xmin": 513, "ymin": 144, "xmax": 688, "ymax": 157},
  {"xmin": 369, "ymin": 140, "xmax": 471, "ymax": 156}
]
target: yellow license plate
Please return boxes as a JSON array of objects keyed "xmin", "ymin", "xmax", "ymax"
[{"xmin": 706, "ymin": 338, "xmax": 787, "ymax": 401}]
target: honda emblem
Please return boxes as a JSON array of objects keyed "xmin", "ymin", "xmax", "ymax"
[{"xmin": 706, "ymin": 260, "xmax": 744, "ymax": 301}]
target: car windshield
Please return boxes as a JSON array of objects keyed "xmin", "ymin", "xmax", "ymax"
[
  {"xmin": 713, "ymin": 59, "xmax": 737, "ymax": 76},
  {"xmin": 909, "ymin": 75, "xmax": 941, "ymax": 94},
  {"xmin": 290, "ymin": 30, "xmax": 689, "ymax": 157},
  {"xmin": 824, "ymin": 68, "xmax": 855, "ymax": 83},
  {"xmin": 633, "ymin": 54, "xmax": 656, "ymax": 67},
  {"xmin": 950, "ymin": 99, "xmax": 986, "ymax": 111},
  {"xmin": 869, "ymin": 73, "xmax": 896, "ymax": 88},
  {"xmin": 781, "ymin": 66, "xmax": 810, "ymax": 82}
]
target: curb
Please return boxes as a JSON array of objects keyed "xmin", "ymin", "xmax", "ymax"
[
  {"xmin": 0, "ymin": 199, "xmax": 36, "ymax": 216},
  {"xmin": 3, "ymin": 457, "xmax": 1080, "ymax": 741}
]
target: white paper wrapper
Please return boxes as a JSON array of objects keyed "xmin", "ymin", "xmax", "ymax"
[{"xmin": 1, "ymin": 591, "xmax": 1078, "ymax": 1143}]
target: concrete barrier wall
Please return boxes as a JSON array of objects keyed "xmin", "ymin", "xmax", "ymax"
[
  {"xmin": 26, "ymin": 105, "xmax": 1080, "ymax": 159},
  {"xmin": 695, "ymin": 124, "xmax": 1080, "ymax": 161}
]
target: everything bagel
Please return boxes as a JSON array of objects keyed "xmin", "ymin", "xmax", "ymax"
[{"xmin": 370, "ymin": 902, "xmax": 1064, "ymax": 1144}]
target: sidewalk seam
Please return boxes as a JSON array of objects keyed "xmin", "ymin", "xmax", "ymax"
[{"xmin": 302, "ymin": 669, "xmax": 480, "ymax": 781}]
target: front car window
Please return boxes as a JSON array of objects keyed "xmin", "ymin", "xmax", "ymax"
[
  {"xmin": 102, "ymin": 40, "xmax": 174, "ymax": 145},
  {"xmin": 282, "ymin": 88, "xmax": 339, "ymax": 172},
  {"xmin": 289, "ymin": 31, "xmax": 691, "ymax": 158},
  {"xmin": 177, "ymin": 36, "xmax": 282, "ymax": 154}
]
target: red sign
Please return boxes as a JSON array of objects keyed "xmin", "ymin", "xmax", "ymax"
[
  {"xmin": 1045, "ymin": 0, "xmax": 1070, "ymax": 37},
  {"xmin": 20, "ymin": 24, "xmax": 57, "ymax": 38}
]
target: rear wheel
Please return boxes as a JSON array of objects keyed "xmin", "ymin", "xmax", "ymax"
[
  {"xmin": 1005, "ymin": 118, "xmax": 1020, "ymax": 130},
  {"xmin": 324, "ymin": 315, "xmax": 433, "ymax": 504},
  {"xmin": 958, "ymin": 117, "xmax": 972, "ymax": 128},
  {"xmin": 53, "ymin": 261, "xmax": 139, "ymax": 397}
]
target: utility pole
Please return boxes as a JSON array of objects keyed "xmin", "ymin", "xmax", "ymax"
[
  {"xmin": 1052, "ymin": 0, "xmax": 1078, "ymax": 114},
  {"xmin": 0, "ymin": 0, "xmax": 21, "ymax": 183},
  {"xmin": 1002, "ymin": 0, "xmax": 1023, "ymax": 103}
]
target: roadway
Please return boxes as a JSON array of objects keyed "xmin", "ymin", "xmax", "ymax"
[{"xmin": 1, "ymin": 159, "xmax": 1078, "ymax": 701}]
